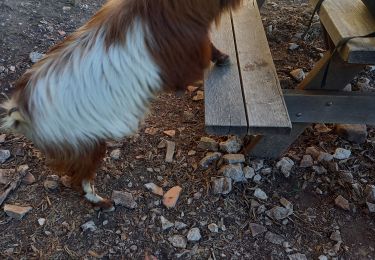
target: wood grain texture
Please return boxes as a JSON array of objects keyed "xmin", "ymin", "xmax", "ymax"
[
  {"xmin": 204, "ymin": 12, "xmax": 248, "ymax": 135},
  {"xmin": 311, "ymin": 0, "xmax": 375, "ymax": 64},
  {"xmin": 232, "ymin": 0, "xmax": 291, "ymax": 135},
  {"xmin": 284, "ymin": 89, "xmax": 375, "ymax": 124}
]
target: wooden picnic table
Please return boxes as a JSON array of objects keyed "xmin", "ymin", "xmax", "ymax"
[{"xmin": 205, "ymin": 0, "xmax": 375, "ymax": 158}]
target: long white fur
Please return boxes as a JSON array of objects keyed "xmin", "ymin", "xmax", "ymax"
[{"xmin": 6, "ymin": 19, "xmax": 161, "ymax": 152}]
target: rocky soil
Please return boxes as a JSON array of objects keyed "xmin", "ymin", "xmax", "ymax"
[{"xmin": 0, "ymin": 0, "xmax": 375, "ymax": 259}]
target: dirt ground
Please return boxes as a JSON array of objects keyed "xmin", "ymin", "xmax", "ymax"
[{"xmin": 0, "ymin": 0, "xmax": 375, "ymax": 259}]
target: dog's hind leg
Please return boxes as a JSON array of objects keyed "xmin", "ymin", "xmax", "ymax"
[{"xmin": 210, "ymin": 42, "xmax": 230, "ymax": 66}]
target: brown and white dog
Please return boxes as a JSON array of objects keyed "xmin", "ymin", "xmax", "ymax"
[{"xmin": 1, "ymin": 0, "xmax": 242, "ymax": 211}]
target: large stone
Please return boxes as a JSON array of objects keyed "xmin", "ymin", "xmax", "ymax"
[
  {"xmin": 198, "ymin": 137, "xmax": 219, "ymax": 152},
  {"xmin": 276, "ymin": 157, "xmax": 294, "ymax": 178},
  {"xmin": 335, "ymin": 124, "xmax": 367, "ymax": 144},
  {"xmin": 81, "ymin": 220, "xmax": 97, "ymax": 232},
  {"xmin": 211, "ymin": 177, "xmax": 232, "ymax": 195},
  {"xmin": 219, "ymin": 136, "xmax": 242, "ymax": 153},
  {"xmin": 222, "ymin": 154, "xmax": 245, "ymax": 164},
  {"xmin": 29, "ymin": 52, "xmax": 44, "ymax": 63},
  {"xmin": 112, "ymin": 190, "xmax": 137, "ymax": 209},
  {"xmin": 288, "ymin": 253, "xmax": 308, "ymax": 260},
  {"xmin": 219, "ymin": 164, "xmax": 246, "ymax": 183},
  {"xmin": 4, "ymin": 204, "xmax": 32, "ymax": 220},
  {"xmin": 199, "ymin": 152, "xmax": 222, "ymax": 168}
]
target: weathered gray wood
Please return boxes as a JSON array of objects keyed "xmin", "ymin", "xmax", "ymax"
[
  {"xmin": 232, "ymin": 0, "xmax": 291, "ymax": 135},
  {"xmin": 284, "ymin": 90, "xmax": 375, "ymax": 124},
  {"xmin": 311, "ymin": 0, "xmax": 375, "ymax": 64},
  {"xmin": 205, "ymin": 13, "xmax": 248, "ymax": 135}
]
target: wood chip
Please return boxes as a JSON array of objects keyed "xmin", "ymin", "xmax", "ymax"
[
  {"xmin": 165, "ymin": 141, "xmax": 176, "ymax": 163},
  {"xmin": 163, "ymin": 130, "xmax": 176, "ymax": 137},
  {"xmin": 163, "ymin": 186, "xmax": 182, "ymax": 209}
]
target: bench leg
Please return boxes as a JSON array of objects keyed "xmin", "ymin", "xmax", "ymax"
[{"xmin": 246, "ymin": 51, "xmax": 365, "ymax": 159}]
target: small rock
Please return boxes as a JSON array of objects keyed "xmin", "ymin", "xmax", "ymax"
[
  {"xmin": 357, "ymin": 77, "xmax": 371, "ymax": 90},
  {"xmin": 62, "ymin": 6, "xmax": 71, "ymax": 11},
  {"xmin": 219, "ymin": 136, "xmax": 242, "ymax": 153},
  {"xmin": 110, "ymin": 149, "xmax": 121, "ymax": 160},
  {"xmin": 165, "ymin": 140, "xmax": 175, "ymax": 163},
  {"xmin": 0, "ymin": 134, "xmax": 6, "ymax": 143},
  {"xmin": 187, "ymin": 85, "xmax": 199, "ymax": 92},
  {"xmin": 199, "ymin": 152, "xmax": 222, "ymax": 168},
  {"xmin": 222, "ymin": 154, "xmax": 245, "ymax": 164},
  {"xmin": 290, "ymin": 69, "xmax": 305, "ymax": 82},
  {"xmin": 338, "ymin": 171, "xmax": 354, "ymax": 184},
  {"xmin": 335, "ymin": 124, "xmax": 367, "ymax": 144},
  {"xmin": 276, "ymin": 157, "xmax": 294, "ymax": 178},
  {"xmin": 168, "ymin": 235, "xmax": 187, "ymax": 249},
  {"xmin": 335, "ymin": 195, "xmax": 350, "ymax": 210},
  {"xmin": 188, "ymin": 150, "xmax": 196, "ymax": 156},
  {"xmin": 9, "ymin": 66, "xmax": 15, "ymax": 72},
  {"xmin": 219, "ymin": 164, "xmax": 246, "ymax": 183},
  {"xmin": 160, "ymin": 216, "xmax": 174, "ymax": 231},
  {"xmin": 250, "ymin": 159, "xmax": 264, "ymax": 171},
  {"xmin": 333, "ymin": 148, "xmax": 351, "ymax": 160},
  {"xmin": 366, "ymin": 202, "xmax": 375, "ymax": 213},
  {"xmin": 266, "ymin": 206, "xmax": 293, "ymax": 220},
  {"xmin": 112, "ymin": 190, "xmax": 137, "ymax": 209},
  {"xmin": 318, "ymin": 152, "xmax": 334, "ymax": 162},
  {"xmin": 163, "ymin": 186, "xmax": 182, "ymax": 208},
  {"xmin": 29, "ymin": 52, "xmax": 44, "ymax": 63},
  {"xmin": 365, "ymin": 185, "xmax": 375, "ymax": 202},
  {"xmin": 192, "ymin": 90, "xmax": 204, "ymax": 101},
  {"xmin": 306, "ymin": 146, "xmax": 320, "ymax": 160},
  {"xmin": 265, "ymin": 231, "xmax": 284, "ymax": 245},
  {"xmin": 243, "ymin": 166, "xmax": 255, "ymax": 179},
  {"xmin": 44, "ymin": 175, "xmax": 60, "ymax": 191},
  {"xmin": 163, "ymin": 130, "xmax": 176, "ymax": 137},
  {"xmin": 198, "ymin": 137, "xmax": 219, "ymax": 151},
  {"xmin": 211, "ymin": 177, "xmax": 232, "ymax": 195},
  {"xmin": 23, "ymin": 173, "xmax": 36, "ymax": 185},
  {"xmin": 314, "ymin": 123, "xmax": 332, "ymax": 133},
  {"xmin": 0, "ymin": 169, "xmax": 14, "ymax": 184},
  {"xmin": 0, "ymin": 150, "xmax": 11, "ymax": 163},
  {"xmin": 254, "ymin": 188, "xmax": 268, "ymax": 200},
  {"xmin": 174, "ymin": 221, "xmax": 188, "ymax": 230},
  {"xmin": 318, "ymin": 255, "xmax": 328, "ymax": 260},
  {"xmin": 60, "ymin": 175, "xmax": 72, "ymax": 188},
  {"xmin": 38, "ymin": 218, "xmax": 46, "ymax": 226},
  {"xmin": 343, "ymin": 84, "xmax": 352, "ymax": 92},
  {"xmin": 4, "ymin": 204, "xmax": 32, "ymax": 220},
  {"xmin": 288, "ymin": 253, "xmax": 307, "ymax": 260},
  {"xmin": 330, "ymin": 230, "xmax": 342, "ymax": 242},
  {"xmin": 81, "ymin": 220, "xmax": 97, "ymax": 232},
  {"xmin": 280, "ymin": 197, "xmax": 293, "ymax": 210},
  {"xmin": 249, "ymin": 223, "xmax": 267, "ymax": 237},
  {"xmin": 144, "ymin": 183, "xmax": 164, "ymax": 196},
  {"xmin": 187, "ymin": 227, "xmax": 201, "ymax": 241},
  {"xmin": 288, "ymin": 43, "xmax": 299, "ymax": 50},
  {"xmin": 208, "ymin": 223, "xmax": 219, "ymax": 233},
  {"xmin": 300, "ymin": 155, "xmax": 313, "ymax": 168},
  {"xmin": 312, "ymin": 165, "xmax": 327, "ymax": 175},
  {"xmin": 253, "ymin": 174, "xmax": 262, "ymax": 184}
]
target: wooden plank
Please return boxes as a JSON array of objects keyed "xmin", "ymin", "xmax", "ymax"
[
  {"xmin": 284, "ymin": 89, "xmax": 375, "ymax": 124},
  {"xmin": 232, "ymin": 0, "xmax": 291, "ymax": 135},
  {"xmin": 311, "ymin": 0, "xmax": 375, "ymax": 64},
  {"xmin": 205, "ymin": 13, "xmax": 248, "ymax": 136}
]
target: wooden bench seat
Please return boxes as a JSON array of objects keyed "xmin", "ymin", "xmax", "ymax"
[
  {"xmin": 205, "ymin": 0, "xmax": 292, "ymax": 136},
  {"xmin": 311, "ymin": 0, "xmax": 375, "ymax": 64}
]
